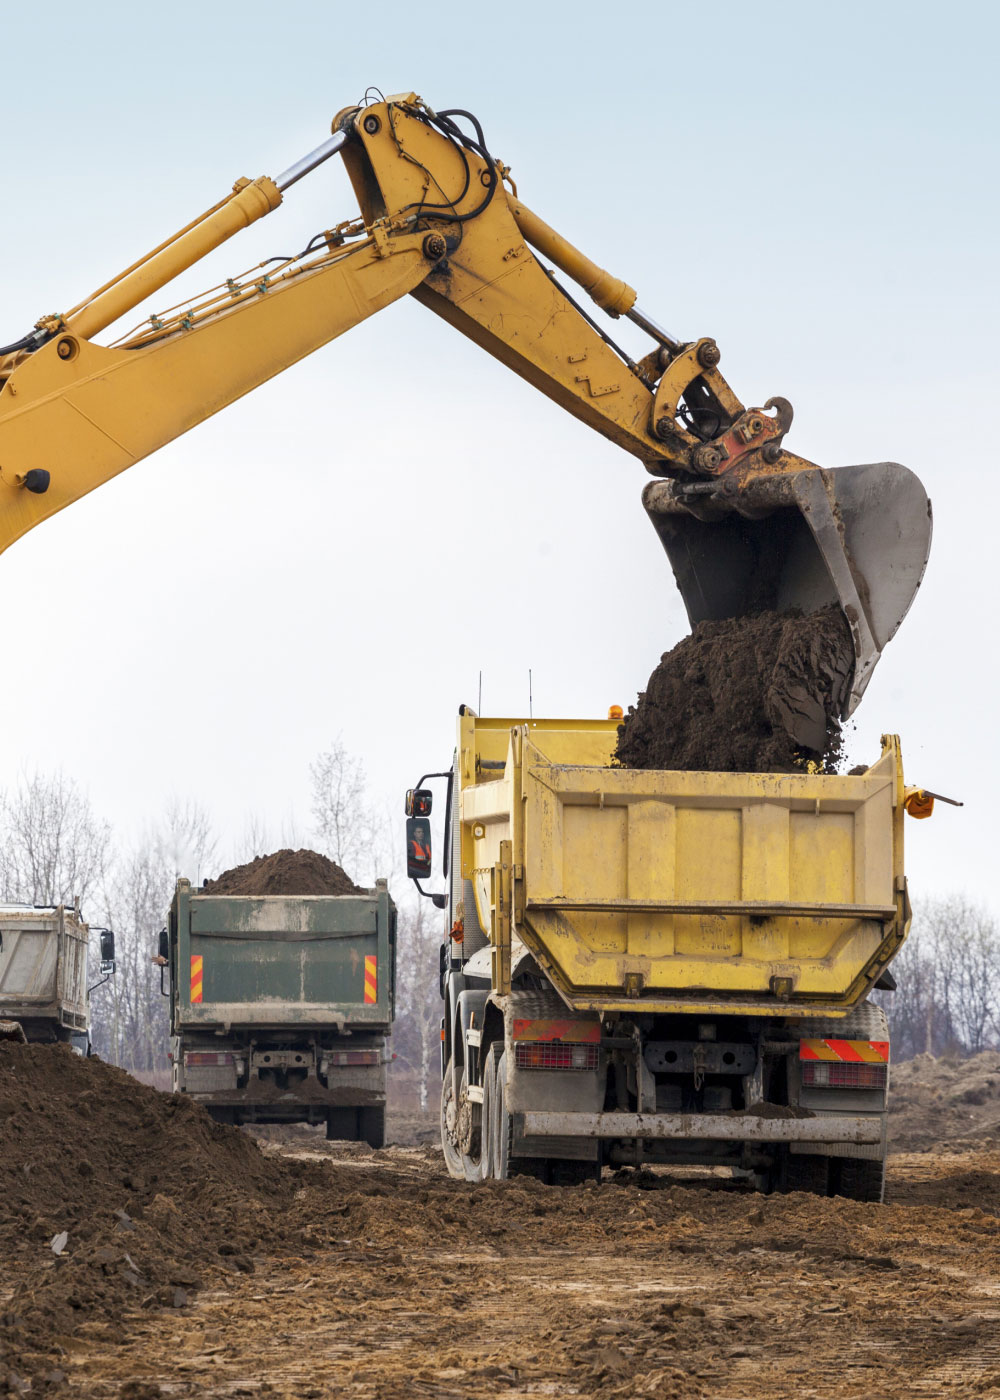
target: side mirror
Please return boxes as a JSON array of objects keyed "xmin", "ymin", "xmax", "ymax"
[
  {"xmin": 406, "ymin": 816, "xmax": 432, "ymax": 880},
  {"xmin": 99, "ymin": 929, "xmax": 116, "ymax": 971},
  {"xmin": 158, "ymin": 927, "xmax": 169, "ymax": 961},
  {"xmin": 405, "ymin": 787, "xmax": 433, "ymax": 818}
]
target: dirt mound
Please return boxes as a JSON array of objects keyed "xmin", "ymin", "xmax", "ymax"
[
  {"xmin": 615, "ymin": 605, "xmax": 853, "ymax": 773},
  {"xmin": 0, "ymin": 1043, "xmax": 312, "ymax": 1381},
  {"xmin": 889, "ymin": 1050, "xmax": 1000, "ymax": 1152},
  {"xmin": 204, "ymin": 848, "xmax": 362, "ymax": 896}
]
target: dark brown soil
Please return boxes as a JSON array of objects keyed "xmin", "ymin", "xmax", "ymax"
[
  {"xmin": 4, "ymin": 1044, "xmax": 1000, "ymax": 1396},
  {"xmin": 615, "ymin": 606, "xmax": 853, "ymax": 773},
  {"xmin": 0, "ymin": 1042, "xmax": 300, "ymax": 1380},
  {"xmin": 203, "ymin": 848, "xmax": 361, "ymax": 896}
]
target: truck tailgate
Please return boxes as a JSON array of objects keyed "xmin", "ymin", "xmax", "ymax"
[
  {"xmin": 173, "ymin": 885, "xmax": 395, "ymax": 1029},
  {"xmin": 463, "ymin": 722, "xmax": 907, "ymax": 1017}
]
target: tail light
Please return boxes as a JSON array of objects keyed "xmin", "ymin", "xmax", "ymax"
[
  {"xmin": 326, "ymin": 1050, "xmax": 380, "ymax": 1067},
  {"xmin": 514, "ymin": 1042, "xmax": 599, "ymax": 1072},
  {"xmin": 801, "ymin": 1061, "xmax": 887, "ymax": 1090},
  {"xmin": 184, "ymin": 1051, "xmax": 235, "ymax": 1067}
]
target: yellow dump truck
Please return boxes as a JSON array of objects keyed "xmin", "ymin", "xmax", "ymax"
[{"xmin": 407, "ymin": 710, "xmax": 915, "ymax": 1201}]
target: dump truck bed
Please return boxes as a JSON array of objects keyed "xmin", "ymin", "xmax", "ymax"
[
  {"xmin": 0, "ymin": 904, "xmax": 90, "ymax": 1038},
  {"xmin": 170, "ymin": 880, "xmax": 396, "ymax": 1030},
  {"xmin": 460, "ymin": 716, "xmax": 907, "ymax": 1018}
]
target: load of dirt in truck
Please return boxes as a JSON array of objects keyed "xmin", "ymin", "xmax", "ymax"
[
  {"xmin": 203, "ymin": 848, "xmax": 362, "ymax": 896},
  {"xmin": 615, "ymin": 605, "xmax": 853, "ymax": 774}
]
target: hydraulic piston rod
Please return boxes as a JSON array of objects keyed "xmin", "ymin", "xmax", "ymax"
[{"xmin": 276, "ymin": 130, "xmax": 350, "ymax": 192}]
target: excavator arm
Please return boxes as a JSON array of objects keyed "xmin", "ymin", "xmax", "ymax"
[{"xmin": 0, "ymin": 94, "xmax": 930, "ymax": 713}]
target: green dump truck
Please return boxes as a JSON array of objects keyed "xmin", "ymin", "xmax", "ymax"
[
  {"xmin": 407, "ymin": 711, "xmax": 926, "ymax": 1201},
  {"xmin": 164, "ymin": 877, "xmax": 397, "ymax": 1145},
  {"xmin": 0, "ymin": 902, "xmax": 114, "ymax": 1051}
]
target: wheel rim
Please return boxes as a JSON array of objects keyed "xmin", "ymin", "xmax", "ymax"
[{"xmin": 439, "ymin": 1059, "xmax": 465, "ymax": 1178}]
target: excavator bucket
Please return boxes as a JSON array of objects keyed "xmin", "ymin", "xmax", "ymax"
[
  {"xmin": 0, "ymin": 1019, "xmax": 27, "ymax": 1043},
  {"xmin": 643, "ymin": 462, "xmax": 932, "ymax": 718}
]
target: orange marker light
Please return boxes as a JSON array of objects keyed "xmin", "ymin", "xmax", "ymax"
[{"xmin": 608, "ymin": 705, "xmax": 623, "ymax": 721}]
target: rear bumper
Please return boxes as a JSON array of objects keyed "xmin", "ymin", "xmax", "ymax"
[{"xmin": 521, "ymin": 1110, "xmax": 883, "ymax": 1145}]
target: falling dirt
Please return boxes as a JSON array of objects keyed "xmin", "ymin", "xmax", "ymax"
[
  {"xmin": 615, "ymin": 605, "xmax": 854, "ymax": 774},
  {"xmin": 203, "ymin": 849, "xmax": 361, "ymax": 897},
  {"xmin": 4, "ymin": 1045, "xmax": 1000, "ymax": 1398}
]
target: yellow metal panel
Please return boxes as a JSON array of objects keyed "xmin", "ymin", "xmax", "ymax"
[
  {"xmin": 674, "ymin": 808, "xmax": 741, "ymax": 958},
  {"xmin": 627, "ymin": 800, "xmax": 674, "ymax": 958},
  {"xmin": 461, "ymin": 716, "xmax": 909, "ymax": 1014},
  {"xmin": 789, "ymin": 811, "xmax": 854, "ymax": 904}
]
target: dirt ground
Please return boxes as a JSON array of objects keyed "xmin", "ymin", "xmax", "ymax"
[{"xmin": 3, "ymin": 1049, "xmax": 1000, "ymax": 1399}]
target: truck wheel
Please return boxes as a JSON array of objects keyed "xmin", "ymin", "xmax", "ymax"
[
  {"xmin": 326, "ymin": 1108, "xmax": 359, "ymax": 1141},
  {"xmin": 478, "ymin": 1046, "xmax": 498, "ymax": 1181},
  {"xmin": 547, "ymin": 1160, "xmax": 599, "ymax": 1186},
  {"xmin": 831, "ymin": 1157, "xmax": 886, "ymax": 1203},
  {"xmin": 494, "ymin": 1052, "xmax": 513, "ymax": 1180},
  {"xmin": 439, "ymin": 1056, "xmax": 466, "ymax": 1179},
  {"xmin": 360, "ymin": 1106, "xmax": 385, "ymax": 1150},
  {"xmin": 493, "ymin": 1051, "xmax": 547, "ymax": 1182},
  {"xmin": 777, "ymin": 1150, "xmax": 830, "ymax": 1195}
]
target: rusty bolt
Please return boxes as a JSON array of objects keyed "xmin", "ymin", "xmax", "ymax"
[
  {"xmin": 762, "ymin": 442, "xmax": 783, "ymax": 464},
  {"xmin": 697, "ymin": 340, "xmax": 721, "ymax": 369},
  {"xmin": 693, "ymin": 444, "xmax": 724, "ymax": 474},
  {"xmin": 747, "ymin": 415, "xmax": 764, "ymax": 435},
  {"xmin": 422, "ymin": 233, "xmax": 447, "ymax": 262},
  {"xmin": 56, "ymin": 338, "xmax": 74, "ymax": 360},
  {"xmin": 362, "ymin": 114, "xmax": 381, "ymax": 136},
  {"xmin": 654, "ymin": 416, "xmax": 677, "ymax": 442}
]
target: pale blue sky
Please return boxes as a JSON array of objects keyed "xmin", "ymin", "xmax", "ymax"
[{"xmin": 0, "ymin": 1, "xmax": 995, "ymax": 901}]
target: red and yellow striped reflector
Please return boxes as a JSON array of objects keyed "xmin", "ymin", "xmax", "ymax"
[
  {"xmin": 799, "ymin": 1039, "xmax": 889, "ymax": 1063},
  {"xmin": 364, "ymin": 955, "xmax": 377, "ymax": 1004},
  {"xmin": 190, "ymin": 954, "xmax": 203, "ymax": 1005}
]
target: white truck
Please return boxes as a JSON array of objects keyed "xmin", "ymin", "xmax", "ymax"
[{"xmin": 0, "ymin": 902, "xmax": 113, "ymax": 1052}]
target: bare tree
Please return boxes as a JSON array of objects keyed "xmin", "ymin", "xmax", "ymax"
[
  {"xmin": 91, "ymin": 842, "xmax": 175, "ymax": 1071},
  {"xmin": 155, "ymin": 797, "xmax": 217, "ymax": 885},
  {"xmin": 881, "ymin": 894, "xmax": 1000, "ymax": 1060},
  {"xmin": 0, "ymin": 770, "xmax": 111, "ymax": 908},
  {"xmin": 310, "ymin": 737, "xmax": 397, "ymax": 887},
  {"xmin": 391, "ymin": 896, "xmax": 446, "ymax": 1111},
  {"xmin": 230, "ymin": 808, "xmax": 306, "ymax": 867}
]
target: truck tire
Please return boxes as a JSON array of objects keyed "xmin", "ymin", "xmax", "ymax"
[
  {"xmin": 777, "ymin": 1150, "xmax": 830, "ymax": 1196},
  {"xmin": 796, "ymin": 1000, "xmax": 889, "ymax": 1203},
  {"xmin": 493, "ymin": 1051, "xmax": 547, "ymax": 1182},
  {"xmin": 831, "ymin": 1157, "xmax": 886, "ymax": 1204},
  {"xmin": 478, "ymin": 1046, "xmax": 498, "ymax": 1181},
  {"xmin": 326, "ymin": 1108, "xmax": 359, "ymax": 1141},
  {"xmin": 494, "ymin": 1052, "xmax": 513, "ymax": 1180},
  {"xmin": 439, "ymin": 1056, "xmax": 466, "ymax": 1179},
  {"xmin": 547, "ymin": 1160, "xmax": 600, "ymax": 1186},
  {"xmin": 359, "ymin": 1106, "xmax": 385, "ymax": 1150}
]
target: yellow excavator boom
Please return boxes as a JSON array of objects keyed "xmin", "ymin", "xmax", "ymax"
[{"xmin": 0, "ymin": 94, "xmax": 931, "ymax": 705}]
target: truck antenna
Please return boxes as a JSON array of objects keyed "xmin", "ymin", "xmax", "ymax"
[
  {"xmin": 478, "ymin": 670, "xmax": 482, "ymax": 714},
  {"xmin": 529, "ymin": 668, "xmax": 533, "ymax": 718}
]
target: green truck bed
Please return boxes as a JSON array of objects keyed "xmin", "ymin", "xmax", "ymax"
[{"xmin": 170, "ymin": 878, "xmax": 396, "ymax": 1030}]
